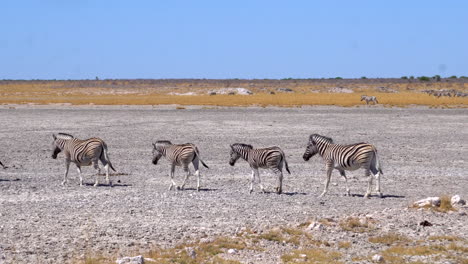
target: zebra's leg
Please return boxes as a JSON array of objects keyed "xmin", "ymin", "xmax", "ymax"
[
  {"xmin": 168, "ymin": 164, "xmax": 176, "ymax": 191},
  {"xmin": 76, "ymin": 165, "xmax": 83, "ymax": 186},
  {"xmin": 180, "ymin": 165, "xmax": 191, "ymax": 190},
  {"xmin": 93, "ymin": 159, "xmax": 101, "ymax": 175},
  {"xmin": 364, "ymin": 169, "xmax": 373, "ymax": 198},
  {"xmin": 104, "ymin": 163, "xmax": 112, "ymax": 187},
  {"xmin": 62, "ymin": 160, "xmax": 71, "ymax": 186},
  {"xmin": 320, "ymin": 164, "xmax": 333, "ymax": 197},
  {"xmin": 275, "ymin": 171, "xmax": 283, "ymax": 194},
  {"xmin": 192, "ymin": 159, "xmax": 201, "ymax": 192},
  {"xmin": 256, "ymin": 169, "xmax": 265, "ymax": 193},
  {"xmin": 370, "ymin": 166, "xmax": 382, "ymax": 198},
  {"xmin": 338, "ymin": 168, "xmax": 350, "ymax": 196},
  {"xmin": 249, "ymin": 170, "xmax": 255, "ymax": 194}
]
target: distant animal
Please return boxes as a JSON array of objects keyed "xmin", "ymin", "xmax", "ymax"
[
  {"xmin": 152, "ymin": 141, "xmax": 209, "ymax": 191},
  {"xmin": 51, "ymin": 133, "xmax": 116, "ymax": 186},
  {"xmin": 303, "ymin": 134, "xmax": 383, "ymax": 198},
  {"xmin": 360, "ymin": 95, "xmax": 378, "ymax": 105},
  {"xmin": 229, "ymin": 143, "xmax": 290, "ymax": 194}
]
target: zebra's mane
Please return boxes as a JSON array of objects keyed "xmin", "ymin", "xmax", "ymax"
[
  {"xmin": 56, "ymin": 133, "xmax": 74, "ymax": 140},
  {"xmin": 310, "ymin": 134, "xmax": 333, "ymax": 144},
  {"xmin": 231, "ymin": 143, "xmax": 253, "ymax": 150},
  {"xmin": 155, "ymin": 140, "xmax": 172, "ymax": 145}
]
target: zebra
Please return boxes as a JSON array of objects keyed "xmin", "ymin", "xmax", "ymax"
[
  {"xmin": 51, "ymin": 133, "xmax": 116, "ymax": 186},
  {"xmin": 229, "ymin": 143, "xmax": 290, "ymax": 194},
  {"xmin": 302, "ymin": 134, "xmax": 383, "ymax": 198},
  {"xmin": 152, "ymin": 140, "xmax": 209, "ymax": 191},
  {"xmin": 360, "ymin": 95, "xmax": 378, "ymax": 105}
]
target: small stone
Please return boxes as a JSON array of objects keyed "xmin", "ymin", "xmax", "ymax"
[
  {"xmin": 185, "ymin": 247, "xmax": 196, "ymax": 259},
  {"xmin": 227, "ymin": 248, "xmax": 238, "ymax": 254},
  {"xmin": 413, "ymin": 197, "xmax": 441, "ymax": 207},
  {"xmin": 419, "ymin": 220, "xmax": 432, "ymax": 227},
  {"xmin": 306, "ymin": 222, "xmax": 324, "ymax": 231},
  {"xmin": 451, "ymin": 195, "xmax": 466, "ymax": 206},
  {"xmin": 372, "ymin": 254, "xmax": 384, "ymax": 262},
  {"xmin": 116, "ymin": 255, "xmax": 144, "ymax": 264}
]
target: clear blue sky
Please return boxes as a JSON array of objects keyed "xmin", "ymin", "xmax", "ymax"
[{"xmin": 1, "ymin": 0, "xmax": 467, "ymax": 79}]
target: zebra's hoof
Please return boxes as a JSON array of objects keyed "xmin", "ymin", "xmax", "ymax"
[
  {"xmin": 94, "ymin": 183, "xmax": 99, "ymax": 187},
  {"xmin": 376, "ymin": 192, "xmax": 383, "ymax": 198},
  {"xmin": 197, "ymin": 187, "xmax": 200, "ymax": 192},
  {"xmin": 176, "ymin": 186, "xmax": 181, "ymax": 191}
]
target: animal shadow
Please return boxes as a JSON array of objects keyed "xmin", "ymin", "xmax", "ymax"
[
  {"xmin": 182, "ymin": 187, "xmax": 218, "ymax": 192},
  {"xmin": 351, "ymin": 193, "xmax": 405, "ymax": 199},
  {"xmin": 0, "ymin": 178, "xmax": 21, "ymax": 182}
]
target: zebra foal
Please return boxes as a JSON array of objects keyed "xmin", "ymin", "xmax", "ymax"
[
  {"xmin": 361, "ymin": 95, "xmax": 378, "ymax": 105},
  {"xmin": 229, "ymin": 143, "xmax": 290, "ymax": 194},
  {"xmin": 51, "ymin": 133, "xmax": 116, "ymax": 186},
  {"xmin": 152, "ymin": 141, "xmax": 209, "ymax": 191},
  {"xmin": 303, "ymin": 134, "xmax": 383, "ymax": 198}
]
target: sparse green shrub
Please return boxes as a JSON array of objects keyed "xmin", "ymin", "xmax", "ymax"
[
  {"xmin": 449, "ymin": 75, "xmax": 457, "ymax": 79},
  {"xmin": 418, "ymin": 76, "xmax": 431, "ymax": 81},
  {"xmin": 401, "ymin": 76, "xmax": 408, "ymax": 80},
  {"xmin": 433, "ymin": 75, "xmax": 441, "ymax": 81}
]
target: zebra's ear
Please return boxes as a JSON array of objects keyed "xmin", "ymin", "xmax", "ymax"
[{"xmin": 152, "ymin": 143, "xmax": 156, "ymax": 148}]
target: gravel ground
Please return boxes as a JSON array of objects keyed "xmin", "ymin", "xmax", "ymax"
[{"xmin": 0, "ymin": 105, "xmax": 467, "ymax": 263}]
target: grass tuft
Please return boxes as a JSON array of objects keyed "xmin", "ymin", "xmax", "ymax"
[
  {"xmin": 368, "ymin": 233, "xmax": 411, "ymax": 245},
  {"xmin": 281, "ymin": 248, "xmax": 343, "ymax": 264}
]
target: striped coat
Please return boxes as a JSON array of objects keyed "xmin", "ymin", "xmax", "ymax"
[{"xmin": 303, "ymin": 134, "xmax": 383, "ymax": 198}]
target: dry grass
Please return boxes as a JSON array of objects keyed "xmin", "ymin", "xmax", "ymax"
[
  {"xmin": 428, "ymin": 235, "xmax": 463, "ymax": 242},
  {"xmin": 0, "ymin": 80, "xmax": 467, "ymax": 107},
  {"xmin": 433, "ymin": 195, "xmax": 457, "ymax": 213},
  {"xmin": 368, "ymin": 233, "xmax": 411, "ymax": 245},
  {"xmin": 337, "ymin": 241, "xmax": 352, "ymax": 249},
  {"xmin": 379, "ymin": 241, "xmax": 468, "ymax": 264},
  {"xmin": 281, "ymin": 248, "xmax": 343, "ymax": 264},
  {"xmin": 339, "ymin": 217, "xmax": 375, "ymax": 233}
]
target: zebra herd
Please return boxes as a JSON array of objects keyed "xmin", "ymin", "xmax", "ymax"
[
  {"xmin": 1, "ymin": 133, "xmax": 384, "ymax": 198},
  {"xmin": 423, "ymin": 89, "xmax": 468, "ymax": 98}
]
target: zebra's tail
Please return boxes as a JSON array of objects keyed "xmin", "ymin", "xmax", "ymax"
[
  {"xmin": 102, "ymin": 143, "xmax": 116, "ymax": 172},
  {"xmin": 282, "ymin": 151, "xmax": 291, "ymax": 174},
  {"xmin": 194, "ymin": 147, "xmax": 209, "ymax": 169}
]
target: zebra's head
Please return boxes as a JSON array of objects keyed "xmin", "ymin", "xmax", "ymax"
[
  {"xmin": 303, "ymin": 134, "xmax": 332, "ymax": 161},
  {"xmin": 51, "ymin": 133, "xmax": 73, "ymax": 159},
  {"xmin": 229, "ymin": 143, "xmax": 252, "ymax": 166},
  {"xmin": 360, "ymin": 95, "xmax": 367, "ymax": 101},
  {"xmin": 152, "ymin": 141, "xmax": 172, "ymax": 165}
]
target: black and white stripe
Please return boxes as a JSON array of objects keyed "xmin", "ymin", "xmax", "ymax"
[
  {"xmin": 152, "ymin": 140, "xmax": 209, "ymax": 191},
  {"xmin": 303, "ymin": 134, "xmax": 383, "ymax": 198},
  {"xmin": 229, "ymin": 143, "xmax": 290, "ymax": 194},
  {"xmin": 52, "ymin": 133, "xmax": 116, "ymax": 186},
  {"xmin": 361, "ymin": 95, "xmax": 379, "ymax": 105}
]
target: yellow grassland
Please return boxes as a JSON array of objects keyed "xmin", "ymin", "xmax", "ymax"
[{"xmin": 0, "ymin": 80, "xmax": 467, "ymax": 107}]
